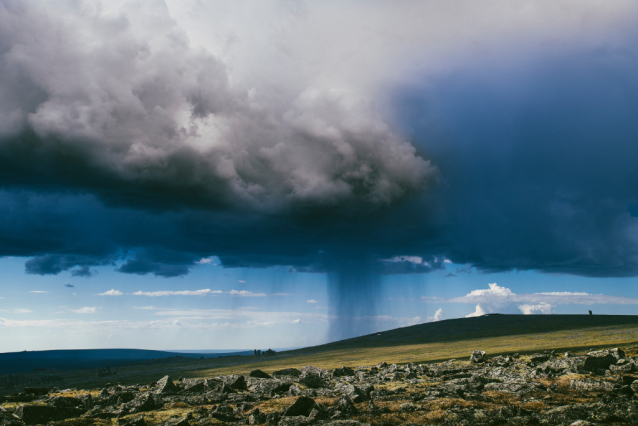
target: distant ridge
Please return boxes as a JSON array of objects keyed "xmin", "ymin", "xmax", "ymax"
[
  {"xmin": 0, "ymin": 348, "xmax": 252, "ymax": 374},
  {"xmin": 297, "ymin": 314, "xmax": 638, "ymax": 353}
]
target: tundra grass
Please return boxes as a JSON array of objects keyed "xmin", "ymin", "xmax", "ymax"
[{"xmin": 3, "ymin": 315, "xmax": 638, "ymax": 395}]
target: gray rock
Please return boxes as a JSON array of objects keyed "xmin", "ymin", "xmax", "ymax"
[
  {"xmin": 570, "ymin": 379, "xmax": 615, "ymax": 392},
  {"xmin": 15, "ymin": 405, "xmax": 83, "ymax": 425},
  {"xmin": 248, "ymin": 408, "xmax": 267, "ymax": 425},
  {"xmin": 250, "ymin": 369, "xmax": 272, "ymax": 379},
  {"xmin": 272, "ymin": 368, "xmax": 301, "ymax": 378},
  {"xmin": 118, "ymin": 415, "xmax": 145, "ymax": 426},
  {"xmin": 470, "ymin": 350, "xmax": 486, "ymax": 363},
  {"xmin": 219, "ymin": 374, "xmax": 247, "ymax": 391},
  {"xmin": 160, "ymin": 417, "xmax": 189, "ymax": 426},
  {"xmin": 282, "ymin": 396, "xmax": 316, "ymax": 417},
  {"xmin": 332, "ymin": 367, "xmax": 355, "ymax": 378},
  {"xmin": 299, "ymin": 366, "xmax": 331, "ymax": 389},
  {"xmin": 155, "ymin": 376, "xmax": 177, "ymax": 394}
]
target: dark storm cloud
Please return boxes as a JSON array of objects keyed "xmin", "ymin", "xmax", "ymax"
[
  {"xmin": 1, "ymin": 0, "xmax": 638, "ymax": 304},
  {"xmin": 391, "ymin": 39, "xmax": 638, "ymax": 277},
  {"xmin": 0, "ymin": 1, "xmax": 433, "ymax": 216}
]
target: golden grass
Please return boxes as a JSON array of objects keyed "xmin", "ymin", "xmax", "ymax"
[{"xmin": 3, "ymin": 315, "xmax": 638, "ymax": 396}]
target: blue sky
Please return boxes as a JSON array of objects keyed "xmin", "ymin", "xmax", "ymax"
[
  {"xmin": 3, "ymin": 256, "xmax": 638, "ymax": 352},
  {"xmin": 2, "ymin": 1, "xmax": 638, "ymax": 352}
]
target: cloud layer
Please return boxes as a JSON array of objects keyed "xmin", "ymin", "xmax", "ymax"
[{"xmin": 1, "ymin": 0, "xmax": 638, "ymax": 291}]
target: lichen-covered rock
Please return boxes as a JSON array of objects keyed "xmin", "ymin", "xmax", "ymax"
[
  {"xmin": 469, "ymin": 350, "xmax": 486, "ymax": 363},
  {"xmin": 299, "ymin": 366, "xmax": 331, "ymax": 389},
  {"xmin": 155, "ymin": 376, "xmax": 177, "ymax": 394},
  {"xmin": 272, "ymin": 368, "xmax": 301, "ymax": 378},
  {"xmin": 331, "ymin": 367, "xmax": 355, "ymax": 378},
  {"xmin": 250, "ymin": 369, "xmax": 272, "ymax": 379},
  {"xmin": 282, "ymin": 396, "xmax": 317, "ymax": 417}
]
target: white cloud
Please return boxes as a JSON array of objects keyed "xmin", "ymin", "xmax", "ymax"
[
  {"xmin": 307, "ymin": 299, "xmax": 318, "ymax": 304},
  {"xmin": 70, "ymin": 307, "xmax": 98, "ymax": 314},
  {"xmin": 427, "ymin": 308, "xmax": 444, "ymax": 322},
  {"xmin": 14, "ymin": 309, "xmax": 33, "ymax": 314},
  {"xmin": 227, "ymin": 290, "xmax": 265, "ymax": 297},
  {"xmin": 132, "ymin": 289, "xmax": 222, "ymax": 297},
  {"xmin": 518, "ymin": 303, "xmax": 553, "ymax": 315},
  {"xmin": 98, "ymin": 289, "xmax": 123, "ymax": 296},
  {"xmin": 238, "ymin": 280, "xmax": 246, "ymax": 283},
  {"xmin": 196, "ymin": 256, "xmax": 219, "ymax": 265},
  {"xmin": 466, "ymin": 305, "xmax": 487, "ymax": 318},
  {"xmin": 291, "ymin": 319, "xmax": 301, "ymax": 324},
  {"xmin": 133, "ymin": 306, "xmax": 159, "ymax": 310},
  {"xmin": 450, "ymin": 283, "xmax": 638, "ymax": 316},
  {"xmin": 29, "ymin": 291, "xmax": 48, "ymax": 294}
]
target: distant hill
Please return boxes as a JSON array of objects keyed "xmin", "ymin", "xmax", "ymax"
[
  {"xmin": 0, "ymin": 349, "xmax": 252, "ymax": 374},
  {"xmin": 301, "ymin": 314, "xmax": 638, "ymax": 352}
]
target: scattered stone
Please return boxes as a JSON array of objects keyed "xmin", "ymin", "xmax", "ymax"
[
  {"xmin": 248, "ymin": 408, "xmax": 267, "ymax": 425},
  {"xmin": 220, "ymin": 374, "xmax": 247, "ymax": 391},
  {"xmin": 155, "ymin": 376, "xmax": 177, "ymax": 394},
  {"xmin": 282, "ymin": 396, "xmax": 317, "ymax": 417},
  {"xmin": 470, "ymin": 350, "xmax": 486, "ymax": 363},
  {"xmin": 273, "ymin": 368, "xmax": 301, "ymax": 378},
  {"xmin": 118, "ymin": 415, "xmax": 145, "ymax": 426},
  {"xmin": 332, "ymin": 367, "xmax": 355, "ymax": 378},
  {"xmin": 299, "ymin": 366, "xmax": 330, "ymax": 389},
  {"xmin": 250, "ymin": 369, "xmax": 272, "ymax": 379}
]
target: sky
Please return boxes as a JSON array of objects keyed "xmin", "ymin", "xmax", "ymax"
[{"xmin": 2, "ymin": 0, "xmax": 638, "ymax": 352}]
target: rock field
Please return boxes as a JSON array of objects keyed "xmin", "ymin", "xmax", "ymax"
[{"xmin": 2, "ymin": 347, "xmax": 638, "ymax": 425}]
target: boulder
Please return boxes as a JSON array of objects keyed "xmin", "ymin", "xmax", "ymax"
[
  {"xmin": 122, "ymin": 394, "xmax": 156, "ymax": 414},
  {"xmin": 250, "ymin": 369, "xmax": 272, "ymax": 379},
  {"xmin": 15, "ymin": 405, "xmax": 83, "ymax": 425},
  {"xmin": 118, "ymin": 415, "xmax": 145, "ymax": 426},
  {"xmin": 583, "ymin": 351, "xmax": 618, "ymax": 371},
  {"xmin": 299, "ymin": 366, "xmax": 331, "ymax": 389},
  {"xmin": 210, "ymin": 402, "xmax": 237, "ymax": 422},
  {"xmin": 272, "ymin": 368, "xmax": 301, "ymax": 378},
  {"xmin": 155, "ymin": 376, "xmax": 177, "ymax": 394},
  {"xmin": 160, "ymin": 418, "xmax": 189, "ymax": 426},
  {"xmin": 282, "ymin": 396, "xmax": 317, "ymax": 417},
  {"xmin": 570, "ymin": 379, "xmax": 615, "ymax": 392},
  {"xmin": 248, "ymin": 408, "xmax": 267, "ymax": 425},
  {"xmin": 205, "ymin": 378, "xmax": 236, "ymax": 394},
  {"xmin": 247, "ymin": 378, "xmax": 292, "ymax": 395},
  {"xmin": 331, "ymin": 396, "xmax": 359, "ymax": 417},
  {"xmin": 219, "ymin": 374, "xmax": 247, "ymax": 391},
  {"xmin": 332, "ymin": 367, "xmax": 355, "ymax": 378},
  {"xmin": 470, "ymin": 350, "xmax": 486, "ymax": 363}
]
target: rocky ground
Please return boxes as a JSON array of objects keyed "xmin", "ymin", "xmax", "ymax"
[{"xmin": 2, "ymin": 347, "xmax": 638, "ymax": 425}]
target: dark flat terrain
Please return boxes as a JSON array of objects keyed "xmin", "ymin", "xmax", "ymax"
[{"xmin": 0, "ymin": 349, "xmax": 252, "ymax": 375}]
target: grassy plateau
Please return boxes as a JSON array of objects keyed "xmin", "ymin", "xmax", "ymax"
[{"xmin": 2, "ymin": 314, "xmax": 638, "ymax": 395}]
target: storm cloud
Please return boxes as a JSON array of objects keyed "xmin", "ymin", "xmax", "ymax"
[{"xmin": 2, "ymin": 0, "xmax": 638, "ymax": 338}]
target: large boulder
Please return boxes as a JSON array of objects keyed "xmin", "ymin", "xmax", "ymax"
[
  {"xmin": 209, "ymin": 402, "xmax": 237, "ymax": 422},
  {"xmin": 250, "ymin": 369, "xmax": 272, "ymax": 379},
  {"xmin": 122, "ymin": 394, "xmax": 156, "ymax": 414},
  {"xmin": 205, "ymin": 378, "xmax": 236, "ymax": 394},
  {"xmin": 118, "ymin": 415, "xmax": 146, "ymax": 426},
  {"xmin": 299, "ymin": 366, "xmax": 331, "ymax": 389},
  {"xmin": 219, "ymin": 375, "xmax": 247, "ymax": 391},
  {"xmin": 470, "ymin": 351, "xmax": 486, "ymax": 363},
  {"xmin": 247, "ymin": 378, "xmax": 292, "ymax": 395},
  {"xmin": 332, "ymin": 367, "xmax": 355, "ymax": 378},
  {"xmin": 282, "ymin": 397, "xmax": 317, "ymax": 417},
  {"xmin": 155, "ymin": 376, "xmax": 177, "ymax": 394},
  {"xmin": 583, "ymin": 350, "xmax": 619, "ymax": 371},
  {"xmin": 273, "ymin": 368, "xmax": 301, "ymax": 379},
  {"xmin": 15, "ymin": 405, "xmax": 83, "ymax": 425}
]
